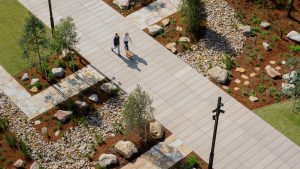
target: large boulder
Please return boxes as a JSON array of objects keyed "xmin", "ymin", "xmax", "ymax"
[
  {"xmin": 89, "ymin": 94, "xmax": 99, "ymax": 102},
  {"xmin": 287, "ymin": 31, "xmax": 300, "ymax": 43},
  {"xmin": 54, "ymin": 110, "xmax": 73, "ymax": 123},
  {"xmin": 179, "ymin": 37, "xmax": 190, "ymax": 43},
  {"xmin": 51, "ymin": 68, "xmax": 64, "ymax": 78},
  {"xmin": 265, "ymin": 67, "xmax": 281, "ymax": 79},
  {"xmin": 114, "ymin": 141, "xmax": 138, "ymax": 158},
  {"xmin": 30, "ymin": 78, "xmax": 40, "ymax": 85},
  {"xmin": 282, "ymin": 83, "xmax": 296, "ymax": 96},
  {"xmin": 112, "ymin": 0, "xmax": 130, "ymax": 10},
  {"xmin": 14, "ymin": 159, "xmax": 26, "ymax": 168},
  {"xmin": 165, "ymin": 42, "xmax": 177, "ymax": 53},
  {"xmin": 208, "ymin": 67, "xmax": 228, "ymax": 84},
  {"xmin": 149, "ymin": 121, "xmax": 164, "ymax": 139},
  {"xmin": 148, "ymin": 24, "xmax": 163, "ymax": 36},
  {"xmin": 98, "ymin": 153, "xmax": 118, "ymax": 168},
  {"xmin": 100, "ymin": 83, "xmax": 118, "ymax": 94},
  {"xmin": 260, "ymin": 21, "xmax": 271, "ymax": 29},
  {"xmin": 22, "ymin": 73, "xmax": 29, "ymax": 81},
  {"xmin": 30, "ymin": 161, "xmax": 40, "ymax": 169},
  {"xmin": 283, "ymin": 71, "xmax": 298, "ymax": 84}
]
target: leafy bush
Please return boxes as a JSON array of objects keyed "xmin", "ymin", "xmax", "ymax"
[
  {"xmin": 5, "ymin": 134, "xmax": 17, "ymax": 148},
  {"xmin": 95, "ymin": 133, "xmax": 105, "ymax": 145},
  {"xmin": 47, "ymin": 71, "xmax": 56, "ymax": 82},
  {"xmin": 55, "ymin": 59, "xmax": 66, "ymax": 69},
  {"xmin": 66, "ymin": 100, "xmax": 75, "ymax": 111},
  {"xmin": 223, "ymin": 54, "xmax": 235, "ymax": 70},
  {"xmin": 258, "ymin": 85, "xmax": 266, "ymax": 93},
  {"xmin": 39, "ymin": 62, "xmax": 50, "ymax": 77},
  {"xmin": 186, "ymin": 155, "xmax": 198, "ymax": 168},
  {"xmin": 289, "ymin": 45, "xmax": 300, "ymax": 53},
  {"xmin": 0, "ymin": 118, "xmax": 9, "ymax": 132},
  {"xmin": 252, "ymin": 15, "xmax": 261, "ymax": 24},
  {"xmin": 272, "ymin": 35, "xmax": 280, "ymax": 42},
  {"xmin": 261, "ymin": 31, "xmax": 270, "ymax": 35},
  {"xmin": 251, "ymin": 27, "xmax": 260, "ymax": 36},
  {"xmin": 33, "ymin": 81, "xmax": 42, "ymax": 90},
  {"xmin": 68, "ymin": 61, "xmax": 78, "ymax": 71},
  {"xmin": 20, "ymin": 140, "xmax": 31, "ymax": 159},
  {"xmin": 109, "ymin": 88, "xmax": 120, "ymax": 96}
]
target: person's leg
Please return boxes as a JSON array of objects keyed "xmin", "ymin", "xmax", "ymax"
[
  {"xmin": 124, "ymin": 41, "xmax": 129, "ymax": 50},
  {"xmin": 117, "ymin": 45, "xmax": 120, "ymax": 55}
]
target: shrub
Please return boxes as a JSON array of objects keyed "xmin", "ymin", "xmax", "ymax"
[
  {"xmin": 33, "ymin": 81, "xmax": 42, "ymax": 90},
  {"xmin": 252, "ymin": 15, "xmax": 261, "ymax": 24},
  {"xmin": 20, "ymin": 140, "xmax": 31, "ymax": 159},
  {"xmin": 39, "ymin": 62, "xmax": 50, "ymax": 77},
  {"xmin": 47, "ymin": 71, "xmax": 56, "ymax": 82},
  {"xmin": 258, "ymin": 85, "xmax": 266, "ymax": 93},
  {"xmin": 109, "ymin": 88, "xmax": 120, "ymax": 96},
  {"xmin": 68, "ymin": 61, "xmax": 78, "ymax": 71},
  {"xmin": 0, "ymin": 118, "xmax": 9, "ymax": 132},
  {"xmin": 272, "ymin": 35, "xmax": 280, "ymax": 42},
  {"xmin": 66, "ymin": 100, "xmax": 76, "ymax": 111},
  {"xmin": 251, "ymin": 27, "xmax": 260, "ymax": 36},
  {"xmin": 95, "ymin": 133, "xmax": 105, "ymax": 145},
  {"xmin": 261, "ymin": 31, "xmax": 270, "ymax": 35},
  {"xmin": 55, "ymin": 59, "xmax": 66, "ymax": 68},
  {"xmin": 289, "ymin": 45, "xmax": 300, "ymax": 53},
  {"xmin": 242, "ymin": 90, "xmax": 248, "ymax": 96},
  {"xmin": 5, "ymin": 134, "xmax": 17, "ymax": 148},
  {"xmin": 186, "ymin": 155, "xmax": 198, "ymax": 168},
  {"xmin": 250, "ymin": 91, "xmax": 256, "ymax": 96},
  {"xmin": 223, "ymin": 54, "xmax": 235, "ymax": 70}
]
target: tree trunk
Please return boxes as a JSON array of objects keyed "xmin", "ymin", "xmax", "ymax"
[{"xmin": 287, "ymin": 0, "xmax": 295, "ymax": 17}]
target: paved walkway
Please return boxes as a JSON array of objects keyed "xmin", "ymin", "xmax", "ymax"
[
  {"xmin": 126, "ymin": 0, "xmax": 180, "ymax": 29},
  {"xmin": 0, "ymin": 65, "xmax": 105, "ymax": 119},
  {"xmin": 122, "ymin": 135, "xmax": 191, "ymax": 169},
  {"xmin": 16, "ymin": 0, "xmax": 300, "ymax": 168}
]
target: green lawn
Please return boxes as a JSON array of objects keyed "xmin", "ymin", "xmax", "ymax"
[
  {"xmin": 254, "ymin": 100, "xmax": 300, "ymax": 146},
  {"xmin": 0, "ymin": 0, "xmax": 31, "ymax": 75}
]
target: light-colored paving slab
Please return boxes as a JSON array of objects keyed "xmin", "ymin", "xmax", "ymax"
[
  {"xmin": 15, "ymin": 0, "xmax": 300, "ymax": 168},
  {"xmin": 0, "ymin": 65, "xmax": 105, "ymax": 119},
  {"xmin": 126, "ymin": 0, "xmax": 180, "ymax": 29}
]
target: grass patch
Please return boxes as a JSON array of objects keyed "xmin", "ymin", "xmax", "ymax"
[
  {"xmin": 254, "ymin": 101, "xmax": 300, "ymax": 146},
  {"xmin": 0, "ymin": 0, "xmax": 34, "ymax": 75}
]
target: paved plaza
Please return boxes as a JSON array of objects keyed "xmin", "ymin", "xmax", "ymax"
[{"xmin": 5, "ymin": 0, "xmax": 300, "ymax": 168}]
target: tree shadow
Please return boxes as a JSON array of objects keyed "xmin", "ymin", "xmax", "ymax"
[{"xmin": 200, "ymin": 28, "xmax": 238, "ymax": 56}]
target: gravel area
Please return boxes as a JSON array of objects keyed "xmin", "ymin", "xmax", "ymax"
[
  {"xmin": 0, "ymin": 90, "xmax": 126, "ymax": 168},
  {"xmin": 177, "ymin": 0, "xmax": 246, "ymax": 76}
]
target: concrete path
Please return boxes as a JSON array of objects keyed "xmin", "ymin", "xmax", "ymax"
[
  {"xmin": 126, "ymin": 0, "xmax": 180, "ymax": 29},
  {"xmin": 0, "ymin": 65, "xmax": 105, "ymax": 119},
  {"xmin": 16, "ymin": 0, "xmax": 300, "ymax": 168},
  {"xmin": 122, "ymin": 135, "xmax": 191, "ymax": 169}
]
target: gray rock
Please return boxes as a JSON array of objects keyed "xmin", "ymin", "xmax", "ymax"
[
  {"xmin": 165, "ymin": 42, "xmax": 177, "ymax": 53},
  {"xmin": 263, "ymin": 42, "xmax": 271, "ymax": 51},
  {"xmin": 208, "ymin": 67, "xmax": 228, "ymax": 84},
  {"xmin": 98, "ymin": 153, "xmax": 118, "ymax": 168},
  {"xmin": 75, "ymin": 100, "xmax": 88, "ymax": 108},
  {"xmin": 100, "ymin": 83, "xmax": 117, "ymax": 94},
  {"xmin": 179, "ymin": 37, "xmax": 190, "ymax": 43},
  {"xmin": 282, "ymin": 83, "xmax": 296, "ymax": 96},
  {"xmin": 149, "ymin": 121, "xmax": 164, "ymax": 139},
  {"xmin": 89, "ymin": 94, "xmax": 99, "ymax": 102},
  {"xmin": 30, "ymin": 78, "xmax": 40, "ymax": 85},
  {"xmin": 30, "ymin": 86, "xmax": 38, "ymax": 93},
  {"xmin": 266, "ymin": 67, "xmax": 281, "ymax": 79},
  {"xmin": 51, "ymin": 67, "xmax": 64, "ymax": 78},
  {"xmin": 260, "ymin": 21, "xmax": 271, "ymax": 29},
  {"xmin": 115, "ymin": 141, "xmax": 138, "ymax": 158},
  {"xmin": 54, "ymin": 110, "xmax": 73, "ymax": 123},
  {"xmin": 161, "ymin": 19, "xmax": 170, "ymax": 27},
  {"xmin": 30, "ymin": 161, "xmax": 40, "ymax": 169},
  {"xmin": 249, "ymin": 96, "xmax": 258, "ymax": 102},
  {"xmin": 148, "ymin": 24, "xmax": 163, "ymax": 36},
  {"xmin": 238, "ymin": 25, "xmax": 251, "ymax": 36},
  {"xmin": 287, "ymin": 31, "xmax": 300, "ymax": 43},
  {"xmin": 14, "ymin": 159, "xmax": 26, "ymax": 168},
  {"xmin": 22, "ymin": 73, "xmax": 29, "ymax": 81}
]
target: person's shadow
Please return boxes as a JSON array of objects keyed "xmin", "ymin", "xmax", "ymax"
[{"xmin": 112, "ymin": 50, "xmax": 147, "ymax": 72}]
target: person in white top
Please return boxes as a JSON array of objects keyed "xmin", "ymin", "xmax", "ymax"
[{"xmin": 123, "ymin": 32, "xmax": 132, "ymax": 51}]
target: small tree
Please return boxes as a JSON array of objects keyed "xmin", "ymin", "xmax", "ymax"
[
  {"xmin": 19, "ymin": 14, "xmax": 48, "ymax": 75},
  {"xmin": 180, "ymin": 0, "xmax": 206, "ymax": 37},
  {"xmin": 122, "ymin": 85, "xmax": 154, "ymax": 142},
  {"xmin": 51, "ymin": 17, "xmax": 78, "ymax": 55},
  {"xmin": 286, "ymin": 57, "xmax": 300, "ymax": 114}
]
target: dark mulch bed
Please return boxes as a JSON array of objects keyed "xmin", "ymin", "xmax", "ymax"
[
  {"xmin": 15, "ymin": 53, "xmax": 89, "ymax": 96},
  {"xmin": 31, "ymin": 78, "xmax": 112, "ymax": 142},
  {"xmin": 0, "ymin": 131, "xmax": 33, "ymax": 168},
  {"xmin": 170, "ymin": 152, "xmax": 208, "ymax": 169},
  {"xmin": 103, "ymin": 0, "xmax": 155, "ymax": 16},
  {"xmin": 211, "ymin": 0, "xmax": 300, "ymax": 109},
  {"xmin": 90, "ymin": 128, "xmax": 172, "ymax": 168},
  {"xmin": 144, "ymin": 12, "xmax": 206, "ymax": 54}
]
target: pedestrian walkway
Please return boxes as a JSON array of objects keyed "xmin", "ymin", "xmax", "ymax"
[
  {"xmin": 16, "ymin": 0, "xmax": 300, "ymax": 168},
  {"xmin": 122, "ymin": 135, "xmax": 191, "ymax": 169},
  {"xmin": 126, "ymin": 0, "xmax": 180, "ymax": 29},
  {"xmin": 0, "ymin": 65, "xmax": 105, "ymax": 119}
]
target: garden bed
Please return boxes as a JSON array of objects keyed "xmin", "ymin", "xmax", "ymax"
[
  {"xmin": 31, "ymin": 78, "xmax": 115, "ymax": 142},
  {"xmin": 144, "ymin": 12, "xmax": 206, "ymax": 54},
  {"xmin": 103, "ymin": 0, "xmax": 155, "ymax": 16},
  {"xmin": 170, "ymin": 152, "xmax": 208, "ymax": 169},
  {"xmin": 0, "ymin": 120, "xmax": 33, "ymax": 168},
  {"xmin": 90, "ymin": 128, "xmax": 172, "ymax": 168},
  {"xmin": 211, "ymin": 0, "xmax": 300, "ymax": 109},
  {"xmin": 15, "ymin": 52, "xmax": 89, "ymax": 96}
]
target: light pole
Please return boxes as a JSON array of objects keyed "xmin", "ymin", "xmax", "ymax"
[
  {"xmin": 208, "ymin": 97, "xmax": 225, "ymax": 169},
  {"xmin": 48, "ymin": 0, "xmax": 55, "ymax": 35}
]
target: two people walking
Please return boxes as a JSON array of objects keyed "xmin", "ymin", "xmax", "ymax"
[{"xmin": 111, "ymin": 33, "xmax": 132, "ymax": 56}]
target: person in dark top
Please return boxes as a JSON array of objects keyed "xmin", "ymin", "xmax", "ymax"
[{"xmin": 111, "ymin": 33, "xmax": 120, "ymax": 55}]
